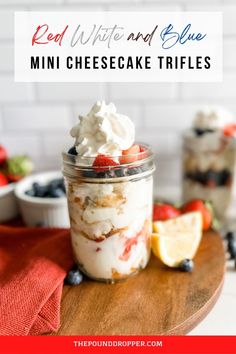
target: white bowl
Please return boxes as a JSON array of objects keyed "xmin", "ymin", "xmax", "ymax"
[
  {"xmin": 0, "ymin": 183, "xmax": 19, "ymax": 223},
  {"xmin": 15, "ymin": 171, "xmax": 70, "ymax": 228}
]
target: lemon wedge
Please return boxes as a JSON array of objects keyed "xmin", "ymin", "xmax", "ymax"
[{"xmin": 152, "ymin": 212, "xmax": 202, "ymax": 267}]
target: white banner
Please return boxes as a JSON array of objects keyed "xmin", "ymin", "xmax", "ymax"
[{"xmin": 14, "ymin": 11, "xmax": 222, "ymax": 82}]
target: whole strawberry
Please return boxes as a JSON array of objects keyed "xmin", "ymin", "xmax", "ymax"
[
  {"xmin": 0, "ymin": 172, "xmax": 8, "ymax": 187},
  {"xmin": 181, "ymin": 199, "xmax": 213, "ymax": 231},
  {"xmin": 0, "ymin": 145, "xmax": 7, "ymax": 165},
  {"xmin": 92, "ymin": 154, "xmax": 118, "ymax": 172},
  {"xmin": 153, "ymin": 203, "xmax": 181, "ymax": 221},
  {"xmin": 6, "ymin": 155, "xmax": 33, "ymax": 182}
]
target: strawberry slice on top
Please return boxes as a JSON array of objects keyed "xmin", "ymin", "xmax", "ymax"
[
  {"xmin": 119, "ymin": 144, "xmax": 140, "ymax": 164},
  {"xmin": 139, "ymin": 145, "xmax": 148, "ymax": 160},
  {"xmin": 93, "ymin": 154, "xmax": 118, "ymax": 172}
]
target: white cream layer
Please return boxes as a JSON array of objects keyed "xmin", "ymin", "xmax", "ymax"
[{"xmin": 68, "ymin": 177, "xmax": 153, "ymax": 279}]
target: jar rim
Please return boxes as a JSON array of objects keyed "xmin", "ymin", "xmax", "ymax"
[{"xmin": 62, "ymin": 142, "xmax": 154, "ymax": 170}]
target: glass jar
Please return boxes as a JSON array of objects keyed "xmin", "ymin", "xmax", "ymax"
[
  {"xmin": 182, "ymin": 131, "xmax": 236, "ymax": 220},
  {"xmin": 62, "ymin": 144, "xmax": 155, "ymax": 283}
]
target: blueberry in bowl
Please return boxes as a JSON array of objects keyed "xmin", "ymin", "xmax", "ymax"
[
  {"xmin": 15, "ymin": 171, "xmax": 70, "ymax": 228},
  {"xmin": 26, "ymin": 178, "xmax": 66, "ymax": 198}
]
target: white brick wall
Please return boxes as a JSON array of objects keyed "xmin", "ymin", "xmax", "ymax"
[
  {"xmin": 0, "ymin": 44, "xmax": 13, "ymax": 72},
  {"xmin": 3, "ymin": 105, "xmax": 71, "ymax": 131},
  {"xmin": 36, "ymin": 83, "xmax": 105, "ymax": 102},
  {"xmin": 109, "ymin": 83, "xmax": 178, "ymax": 101},
  {"xmin": 0, "ymin": 111, "xmax": 3, "ymax": 132},
  {"xmin": 1, "ymin": 134, "xmax": 41, "ymax": 158},
  {"xmin": 0, "ymin": 0, "xmax": 236, "ymax": 194},
  {"xmin": 0, "ymin": 10, "xmax": 15, "ymax": 40},
  {"xmin": 0, "ymin": 76, "xmax": 34, "ymax": 102}
]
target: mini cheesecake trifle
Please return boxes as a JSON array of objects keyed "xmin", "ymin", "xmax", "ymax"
[
  {"xmin": 182, "ymin": 106, "xmax": 236, "ymax": 220},
  {"xmin": 62, "ymin": 101, "xmax": 155, "ymax": 282}
]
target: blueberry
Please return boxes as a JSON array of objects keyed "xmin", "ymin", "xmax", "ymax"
[
  {"xmin": 225, "ymin": 231, "xmax": 236, "ymax": 241},
  {"xmin": 228, "ymin": 239, "xmax": 236, "ymax": 259},
  {"xmin": 96, "ymin": 171, "xmax": 106, "ymax": 178},
  {"xmin": 65, "ymin": 268, "xmax": 83, "ymax": 286},
  {"xmin": 68, "ymin": 146, "xmax": 77, "ymax": 155},
  {"xmin": 25, "ymin": 189, "xmax": 35, "ymax": 197},
  {"xmin": 61, "ymin": 183, "xmax": 66, "ymax": 193},
  {"xmin": 33, "ymin": 183, "xmax": 48, "ymax": 197},
  {"xmin": 194, "ymin": 128, "xmax": 205, "ymax": 136},
  {"xmin": 219, "ymin": 169, "xmax": 231, "ymax": 186},
  {"xmin": 185, "ymin": 172, "xmax": 193, "ymax": 180},
  {"xmin": 179, "ymin": 259, "xmax": 194, "ymax": 272},
  {"xmin": 194, "ymin": 128, "xmax": 214, "ymax": 136},
  {"xmin": 126, "ymin": 167, "xmax": 142, "ymax": 176},
  {"xmin": 185, "ymin": 171, "xmax": 200, "ymax": 184},
  {"xmin": 50, "ymin": 188, "xmax": 65, "ymax": 198},
  {"xmin": 114, "ymin": 168, "xmax": 126, "ymax": 177},
  {"xmin": 49, "ymin": 178, "xmax": 63, "ymax": 188},
  {"xmin": 97, "ymin": 171, "xmax": 114, "ymax": 178},
  {"xmin": 51, "ymin": 178, "xmax": 66, "ymax": 194},
  {"xmin": 140, "ymin": 165, "xmax": 148, "ymax": 173},
  {"xmin": 40, "ymin": 187, "xmax": 49, "ymax": 197},
  {"xmin": 206, "ymin": 170, "xmax": 218, "ymax": 185},
  {"xmin": 190, "ymin": 171, "xmax": 201, "ymax": 184},
  {"xmin": 82, "ymin": 170, "xmax": 98, "ymax": 178},
  {"xmin": 199, "ymin": 171, "xmax": 208, "ymax": 185},
  {"xmin": 29, "ymin": 178, "xmax": 66, "ymax": 199},
  {"xmin": 32, "ymin": 182, "xmax": 40, "ymax": 191},
  {"xmin": 48, "ymin": 182, "xmax": 57, "ymax": 192}
]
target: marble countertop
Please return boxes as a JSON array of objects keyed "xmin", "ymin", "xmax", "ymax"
[{"xmin": 156, "ymin": 186, "xmax": 236, "ymax": 335}]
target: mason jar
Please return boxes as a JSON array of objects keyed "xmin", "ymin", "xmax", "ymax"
[
  {"xmin": 182, "ymin": 131, "xmax": 236, "ymax": 220},
  {"xmin": 62, "ymin": 144, "xmax": 155, "ymax": 283}
]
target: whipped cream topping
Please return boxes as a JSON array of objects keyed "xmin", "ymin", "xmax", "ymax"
[
  {"xmin": 193, "ymin": 106, "xmax": 234, "ymax": 130},
  {"xmin": 70, "ymin": 101, "xmax": 135, "ymax": 157}
]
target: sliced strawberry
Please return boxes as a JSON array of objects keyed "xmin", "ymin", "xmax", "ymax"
[
  {"xmin": 119, "ymin": 237, "xmax": 138, "ymax": 261},
  {"xmin": 138, "ymin": 145, "xmax": 148, "ymax": 160},
  {"xmin": 119, "ymin": 144, "xmax": 140, "ymax": 164},
  {"xmin": 92, "ymin": 154, "xmax": 118, "ymax": 172},
  {"xmin": 0, "ymin": 172, "xmax": 8, "ymax": 187},
  {"xmin": 153, "ymin": 203, "xmax": 181, "ymax": 221},
  {"xmin": 139, "ymin": 146, "xmax": 145, "ymax": 152},
  {"xmin": 223, "ymin": 123, "xmax": 236, "ymax": 137},
  {"xmin": 181, "ymin": 199, "xmax": 213, "ymax": 231},
  {"xmin": 119, "ymin": 221, "xmax": 149, "ymax": 261},
  {"xmin": 0, "ymin": 145, "xmax": 7, "ymax": 165}
]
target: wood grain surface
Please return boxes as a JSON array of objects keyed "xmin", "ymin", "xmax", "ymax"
[{"xmin": 54, "ymin": 230, "xmax": 225, "ymax": 335}]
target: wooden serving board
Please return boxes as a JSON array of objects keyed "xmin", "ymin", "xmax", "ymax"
[{"xmin": 55, "ymin": 230, "xmax": 225, "ymax": 335}]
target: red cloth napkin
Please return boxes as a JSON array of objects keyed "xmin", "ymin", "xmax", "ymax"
[{"xmin": 0, "ymin": 225, "xmax": 73, "ymax": 335}]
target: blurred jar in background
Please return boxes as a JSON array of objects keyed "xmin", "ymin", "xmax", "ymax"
[{"xmin": 182, "ymin": 106, "xmax": 236, "ymax": 221}]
